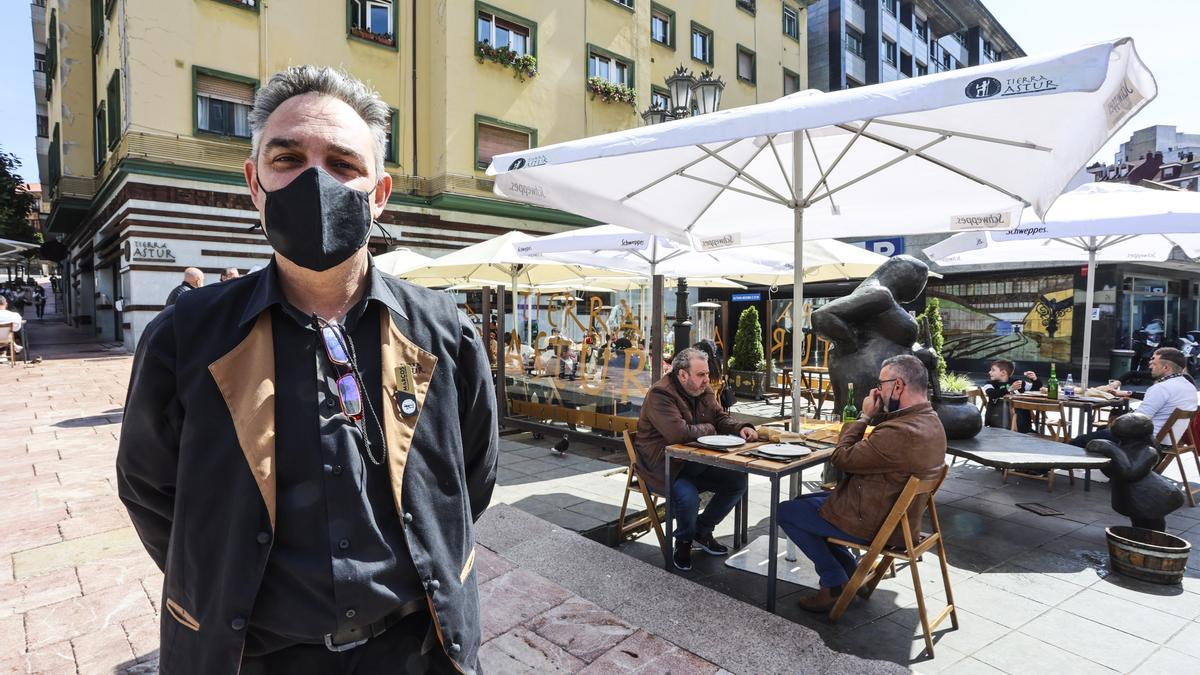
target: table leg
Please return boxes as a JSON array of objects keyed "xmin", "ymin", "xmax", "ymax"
[
  {"xmin": 767, "ymin": 477, "xmax": 780, "ymax": 612},
  {"xmin": 663, "ymin": 459, "xmax": 673, "ymax": 571},
  {"xmin": 1085, "ymin": 469, "xmax": 1091, "ymax": 492},
  {"xmin": 733, "ymin": 499, "xmax": 742, "ymax": 552},
  {"xmin": 741, "ymin": 492, "xmax": 749, "ymax": 546},
  {"xmin": 785, "ymin": 473, "xmax": 800, "ymax": 562}
]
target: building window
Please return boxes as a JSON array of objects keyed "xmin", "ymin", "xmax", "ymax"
[
  {"xmin": 846, "ymin": 27, "xmax": 864, "ymax": 58},
  {"xmin": 883, "ymin": 38, "xmax": 897, "ymax": 66},
  {"xmin": 36, "ymin": 114, "xmax": 48, "ymax": 138},
  {"xmin": 983, "ymin": 40, "xmax": 999, "ymax": 61},
  {"xmin": 915, "ymin": 18, "xmax": 928, "ymax": 41},
  {"xmin": 915, "ymin": 62, "xmax": 928, "ymax": 77},
  {"xmin": 782, "ymin": 5, "xmax": 799, "ymax": 40},
  {"xmin": 953, "ymin": 31, "xmax": 967, "ymax": 46},
  {"xmin": 736, "ymin": 45, "xmax": 755, "ymax": 84},
  {"xmin": 650, "ymin": 4, "xmax": 674, "ymax": 48},
  {"xmin": 106, "ymin": 70, "xmax": 121, "ymax": 149},
  {"xmin": 736, "ymin": 0, "xmax": 756, "ymax": 14},
  {"xmin": 589, "ymin": 50, "xmax": 632, "ymax": 87},
  {"xmin": 475, "ymin": 117, "xmax": 535, "ymax": 170},
  {"xmin": 384, "ymin": 108, "xmax": 399, "ymax": 165},
  {"xmin": 691, "ymin": 23, "xmax": 713, "ymax": 65},
  {"xmin": 195, "ymin": 70, "xmax": 255, "ymax": 139},
  {"xmin": 651, "ymin": 87, "xmax": 671, "ymax": 110},
  {"xmin": 783, "ymin": 68, "xmax": 800, "ymax": 95},
  {"xmin": 48, "ymin": 124, "xmax": 60, "ymax": 191},
  {"xmin": 477, "ymin": 7, "xmax": 533, "ymax": 56},
  {"xmin": 882, "ymin": 0, "xmax": 897, "ymax": 16},
  {"xmin": 94, "ymin": 103, "xmax": 107, "ymax": 169},
  {"xmin": 349, "ymin": 0, "xmax": 396, "ymax": 47},
  {"xmin": 34, "ymin": 53, "xmax": 46, "ymax": 73},
  {"xmin": 610, "ymin": 0, "xmax": 633, "ymax": 8}
]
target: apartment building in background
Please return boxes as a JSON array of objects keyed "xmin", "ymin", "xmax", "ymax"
[
  {"xmin": 35, "ymin": 0, "xmax": 813, "ymax": 349},
  {"xmin": 806, "ymin": 0, "xmax": 1022, "ymax": 91}
]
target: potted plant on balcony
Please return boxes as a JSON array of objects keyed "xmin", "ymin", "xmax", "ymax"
[
  {"xmin": 586, "ymin": 77, "xmax": 637, "ymax": 107},
  {"xmin": 727, "ymin": 306, "xmax": 767, "ymax": 399},
  {"xmin": 475, "ymin": 42, "xmax": 538, "ymax": 81}
]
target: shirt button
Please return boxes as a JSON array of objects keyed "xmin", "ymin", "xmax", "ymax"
[
  {"xmin": 345, "ymin": 608, "xmax": 356, "ymax": 619},
  {"xmin": 332, "ymin": 465, "xmax": 344, "ymax": 476},
  {"xmin": 256, "ymin": 532, "xmax": 271, "ymax": 545},
  {"xmin": 338, "ymin": 538, "xmax": 351, "ymax": 550},
  {"xmin": 450, "ymin": 642, "xmax": 462, "ymax": 654},
  {"xmin": 428, "ymin": 579, "xmax": 441, "ymax": 591},
  {"xmin": 231, "ymin": 617, "xmax": 247, "ymax": 631},
  {"xmin": 403, "ymin": 512, "xmax": 413, "ymax": 524},
  {"xmin": 326, "ymin": 399, "xmax": 337, "ymax": 410}
]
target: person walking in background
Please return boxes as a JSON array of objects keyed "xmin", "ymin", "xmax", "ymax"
[
  {"xmin": 33, "ymin": 286, "xmax": 46, "ymax": 319},
  {"xmin": 165, "ymin": 267, "xmax": 204, "ymax": 307}
]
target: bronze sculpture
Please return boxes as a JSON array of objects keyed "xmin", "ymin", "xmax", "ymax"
[{"xmin": 1086, "ymin": 413, "xmax": 1185, "ymax": 531}]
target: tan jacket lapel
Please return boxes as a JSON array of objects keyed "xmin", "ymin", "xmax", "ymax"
[
  {"xmin": 379, "ymin": 313, "xmax": 438, "ymax": 516},
  {"xmin": 208, "ymin": 312, "xmax": 278, "ymax": 530}
]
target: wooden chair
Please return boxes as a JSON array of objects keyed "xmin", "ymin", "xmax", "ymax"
[
  {"xmin": 827, "ymin": 465, "xmax": 956, "ymax": 658},
  {"xmin": 615, "ymin": 431, "xmax": 666, "ymax": 550},
  {"xmin": 1006, "ymin": 398, "xmax": 1076, "ymax": 491},
  {"xmin": 1154, "ymin": 408, "xmax": 1200, "ymax": 507},
  {"xmin": 0, "ymin": 324, "xmax": 15, "ymax": 367}
]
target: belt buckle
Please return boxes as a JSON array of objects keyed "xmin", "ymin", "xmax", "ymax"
[{"xmin": 324, "ymin": 633, "xmax": 369, "ymax": 653}]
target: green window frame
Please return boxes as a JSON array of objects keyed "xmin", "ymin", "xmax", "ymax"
[
  {"xmin": 212, "ymin": 0, "xmax": 260, "ymax": 11},
  {"xmin": 736, "ymin": 44, "xmax": 756, "ymax": 85},
  {"xmin": 475, "ymin": 2, "xmax": 537, "ymax": 57},
  {"xmin": 586, "ymin": 43, "xmax": 635, "ymax": 89},
  {"xmin": 106, "ymin": 70, "xmax": 121, "ymax": 149},
  {"xmin": 94, "ymin": 103, "xmax": 107, "ymax": 170},
  {"xmin": 650, "ymin": 85, "xmax": 671, "ymax": 110},
  {"xmin": 91, "ymin": 0, "xmax": 104, "ymax": 52},
  {"xmin": 609, "ymin": 0, "xmax": 634, "ymax": 11},
  {"xmin": 48, "ymin": 124, "xmax": 61, "ymax": 192},
  {"xmin": 782, "ymin": 4, "xmax": 800, "ymax": 42},
  {"xmin": 650, "ymin": 3, "xmax": 675, "ymax": 49},
  {"xmin": 474, "ymin": 115, "xmax": 537, "ymax": 171},
  {"xmin": 192, "ymin": 66, "xmax": 259, "ymax": 141},
  {"xmin": 736, "ymin": 0, "xmax": 756, "ymax": 16},
  {"xmin": 347, "ymin": 0, "xmax": 399, "ymax": 50},
  {"xmin": 385, "ymin": 107, "xmax": 399, "ymax": 166},
  {"xmin": 783, "ymin": 67, "xmax": 800, "ymax": 95},
  {"xmin": 690, "ymin": 22, "xmax": 713, "ymax": 66},
  {"xmin": 46, "ymin": 10, "xmax": 57, "ymax": 80}
]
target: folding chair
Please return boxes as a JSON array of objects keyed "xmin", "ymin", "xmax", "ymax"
[
  {"xmin": 1006, "ymin": 398, "xmax": 1075, "ymax": 491},
  {"xmin": 828, "ymin": 465, "xmax": 957, "ymax": 658},
  {"xmin": 615, "ymin": 431, "xmax": 666, "ymax": 550},
  {"xmin": 1154, "ymin": 408, "xmax": 1200, "ymax": 507},
  {"xmin": 0, "ymin": 324, "xmax": 14, "ymax": 366}
]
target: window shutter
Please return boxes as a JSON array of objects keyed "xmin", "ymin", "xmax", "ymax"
[
  {"xmin": 477, "ymin": 124, "xmax": 530, "ymax": 168},
  {"xmin": 196, "ymin": 74, "xmax": 255, "ymax": 105}
]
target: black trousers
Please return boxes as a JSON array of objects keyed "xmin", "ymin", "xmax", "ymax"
[{"xmin": 240, "ymin": 611, "xmax": 459, "ymax": 675}]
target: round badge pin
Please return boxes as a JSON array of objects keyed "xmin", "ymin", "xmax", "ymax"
[{"xmin": 401, "ymin": 398, "xmax": 418, "ymax": 416}]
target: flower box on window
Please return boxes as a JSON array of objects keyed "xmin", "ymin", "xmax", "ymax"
[
  {"xmin": 586, "ymin": 77, "xmax": 636, "ymax": 106},
  {"xmin": 475, "ymin": 41, "xmax": 538, "ymax": 81},
  {"xmin": 349, "ymin": 26, "xmax": 395, "ymax": 47}
]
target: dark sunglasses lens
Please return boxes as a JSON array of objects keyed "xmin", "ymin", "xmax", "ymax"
[
  {"xmin": 322, "ymin": 326, "xmax": 350, "ymax": 365},
  {"xmin": 336, "ymin": 374, "xmax": 363, "ymax": 418}
]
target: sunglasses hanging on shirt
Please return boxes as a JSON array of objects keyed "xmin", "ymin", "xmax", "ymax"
[{"xmin": 316, "ymin": 316, "xmax": 388, "ymax": 466}]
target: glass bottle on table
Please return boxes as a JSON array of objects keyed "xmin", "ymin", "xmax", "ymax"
[
  {"xmin": 842, "ymin": 383, "xmax": 859, "ymax": 423},
  {"xmin": 1047, "ymin": 363, "xmax": 1059, "ymax": 399},
  {"xmin": 1064, "ymin": 373, "xmax": 1075, "ymax": 398}
]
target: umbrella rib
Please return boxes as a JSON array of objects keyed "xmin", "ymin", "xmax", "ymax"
[
  {"xmin": 807, "ymin": 135, "xmax": 950, "ymax": 206},
  {"xmin": 696, "ymin": 144, "xmax": 793, "ymax": 205},
  {"xmin": 621, "ymin": 139, "xmax": 743, "ymax": 202},
  {"xmin": 802, "ymin": 120, "xmax": 872, "ymax": 204},
  {"xmin": 871, "ymin": 119, "xmax": 1053, "ymax": 152},
  {"xmin": 678, "ymin": 172, "xmax": 790, "ymax": 205},
  {"xmin": 804, "ymin": 129, "xmax": 839, "ymax": 214},
  {"xmin": 832, "ymin": 123, "xmax": 1032, "ymax": 207},
  {"xmin": 682, "ymin": 140, "xmax": 780, "ymax": 233},
  {"xmin": 766, "ymin": 135, "xmax": 794, "ymax": 198}
]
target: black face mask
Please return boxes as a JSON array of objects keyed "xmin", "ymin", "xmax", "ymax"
[
  {"xmin": 257, "ymin": 166, "xmax": 376, "ymax": 272},
  {"xmin": 886, "ymin": 385, "xmax": 902, "ymax": 413}
]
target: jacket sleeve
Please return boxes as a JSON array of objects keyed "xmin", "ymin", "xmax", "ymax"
[
  {"xmin": 645, "ymin": 388, "xmax": 717, "ymax": 444},
  {"xmin": 711, "ymin": 394, "xmax": 753, "ymax": 435},
  {"xmin": 455, "ymin": 308, "xmax": 498, "ymax": 522},
  {"xmin": 115, "ymin": 310, "xmax": 183, "ymax": 572},
  {"xmin": 830, "ymin": 419, "xmax": 913, "ymax": 475}
]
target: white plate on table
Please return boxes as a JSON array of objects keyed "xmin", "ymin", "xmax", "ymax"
[
  {"xmin": 696, "ymin": 435, "xmax": 745, "ymax": 449},
  {"xmin": 755, "ymin": 443, "xmax": 812, "ymax": 458}
]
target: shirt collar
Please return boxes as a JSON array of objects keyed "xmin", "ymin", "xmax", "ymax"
[{"xmin": 238, "ymin": 256, "xmax": 409, "ymax": 328}]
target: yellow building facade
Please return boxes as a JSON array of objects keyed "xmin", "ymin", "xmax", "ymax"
[{"xmin": 39, "ymin": 0, "xmax": 811, "ymax": 348}]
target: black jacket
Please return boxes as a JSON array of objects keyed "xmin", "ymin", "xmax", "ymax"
[{"xmin": 116, "ymin": 264, "xmax": 498, "ymax": 674}]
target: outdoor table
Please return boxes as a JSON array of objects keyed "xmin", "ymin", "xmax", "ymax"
[
  {"xmin": 1009, "ymin": 392, "xmax": 1131, "ymax": 437},
  {"xmin": 777, "ymin": 366, "xmax": 832, "ymax": 418},
  {"xmin": 663, "ymin": 435, "xmax": 837, "ymax": 612},
  {"xmin": 946, "ymin": 426, "xmax": 1111, "ymax": 491}
]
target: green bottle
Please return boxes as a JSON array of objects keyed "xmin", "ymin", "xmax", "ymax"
[
  {"xmin": 1047, "ymin": 363, "xmax": 1059, "ymax": 399},
  {"xmin": 842, "ymin": 383, "xmax": 859, "ymax": 422}
]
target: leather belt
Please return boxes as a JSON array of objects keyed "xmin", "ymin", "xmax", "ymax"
[{"xmin": 323, "ymin": 599, "xmax": 425, "ymax": 653}]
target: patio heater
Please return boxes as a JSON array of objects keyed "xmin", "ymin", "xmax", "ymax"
[{"xmin": 691, "ymin": 301, "xmax": 722, "ymax": 345}]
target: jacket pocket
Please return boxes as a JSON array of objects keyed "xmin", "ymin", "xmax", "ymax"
[{"xmin": 165, "ymin": 597, "xmax": 200, "ymax": 632}]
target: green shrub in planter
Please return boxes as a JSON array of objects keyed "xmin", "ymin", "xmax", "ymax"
[{"xmin": 727, "ymin": 306, "xmax": 767, "ymax": 398}]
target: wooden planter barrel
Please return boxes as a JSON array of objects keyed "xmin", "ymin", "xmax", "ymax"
[{"xmin": 1105, "ymin": 526, "xmax": 1191, "ymax": 585}]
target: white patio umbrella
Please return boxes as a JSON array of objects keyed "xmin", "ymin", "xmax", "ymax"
[
  {"xmin": 373, "ymin": 248, "xmax": 433, "ymax": 276},
  {"xmin": 925, "ymin": 183, "xmax": 1200, "ymax": 388},
  {"xmin": 488, "ymin": 38, "xmax": 1155, "ymax": 429}
]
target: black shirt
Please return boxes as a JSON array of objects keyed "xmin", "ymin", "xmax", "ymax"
[{"xmin": 243, "ymin": 261, "xmax": 421, "ymax": 655}]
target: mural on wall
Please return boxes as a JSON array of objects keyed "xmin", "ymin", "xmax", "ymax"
[{"xmin": 931, "ymin": 274, "xmax": 1074, "ymax": 364}]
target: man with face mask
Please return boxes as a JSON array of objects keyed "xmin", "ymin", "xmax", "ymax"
[
  {"xmin": 778, "ymin": 354, "xmax": 945, "ymax": 612},
  {"xmin": 116, "ymin": 66, "xmax": 497, "ymax": 674}
]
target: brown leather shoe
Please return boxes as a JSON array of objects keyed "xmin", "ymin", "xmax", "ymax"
[{"xmin": 797, "ymin": 585, "xmax": 844, "ymax": 613}]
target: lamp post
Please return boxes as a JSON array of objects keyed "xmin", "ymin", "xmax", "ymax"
[{"xmin": 641, "ymin": 65, "xmax": 726, "ymax": 354}]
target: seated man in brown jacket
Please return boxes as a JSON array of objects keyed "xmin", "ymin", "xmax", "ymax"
[
  {"xmin": 635, "ymin": 348, "xmax": 758, "ymax": 571},
  {"xmin": 779, "ymin": 354, "xmax": 946, "ymax": 611}
]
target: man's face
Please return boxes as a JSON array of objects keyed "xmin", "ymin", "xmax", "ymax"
[
  {"xmin": 1149, "ymin": 353, "xmax": 1173, "ymax": 379},
  {"xmin": 678, "ymin": 357, "xmax": 710, "ymax": 396},
  {"xmin": 879, "ymin": 367, "xmax": 904, "ymax": 402},
  {"xmin": 245, "ymin": 92, "xmax": 391, "ymax": 228}
]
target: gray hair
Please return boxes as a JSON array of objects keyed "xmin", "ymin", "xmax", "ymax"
[
  {"xmin": 882, "ymin": 354, "xmax": 928, "ymax": 392},
  {"xmin": 248, "ymin": 65, "xmax": 391, "ymax": 179},
  {"xmin": 672, "ymin": 348, "xmax": 708, "ymax": 375}
]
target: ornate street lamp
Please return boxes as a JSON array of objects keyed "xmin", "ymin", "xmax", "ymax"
[
  {"xmin": 641, "ymin": 104, "xmax": 672, "ymax": 126},
  {"xmin": 691, "ymin": 69, "xmax": 725, "ymax": 116},
  {"xmin": 665, "ymin": 65, "xmax": 696, "ymax": 118}
]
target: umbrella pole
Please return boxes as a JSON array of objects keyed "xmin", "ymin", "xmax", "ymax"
[
  {"xmin": 511, "ymin": 272, "xmax": 520, "ymax": 344},
  {"xmin": 790, "ymin": 133, "xmax": 806, "ymax": 433},
  {"xmin": 652, "ymin": 273, "xmax": 664, "ymax": 383},
  {"xmin": 1081, "ymin": 243, "xmax": 1098, "ymax": 390}
]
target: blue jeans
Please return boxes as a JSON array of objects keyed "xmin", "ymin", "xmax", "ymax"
[
  {"xmin": 668, "ymin": 464, "xmax": 748, "ymax": 542},
  {"xmin": 778, "ymin": 492, "xmax": 867, "ymax": 588}
]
